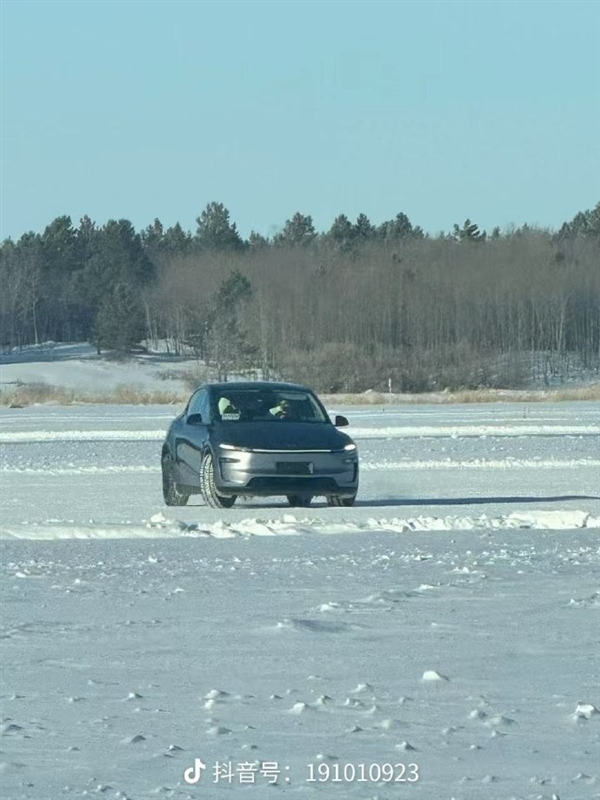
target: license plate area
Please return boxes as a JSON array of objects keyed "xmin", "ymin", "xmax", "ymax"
[{"xmin": 276, "ymin": 461, "xmax": 313, "ymax": 475}]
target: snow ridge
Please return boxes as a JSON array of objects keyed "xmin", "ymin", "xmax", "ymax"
[
  {"xmin": 2, "ymin": 422, "xmax": 598, "ymax": 444},
  {"xmin": 2, "ymin": 509, "xmax": 597, "ymax": 540}
]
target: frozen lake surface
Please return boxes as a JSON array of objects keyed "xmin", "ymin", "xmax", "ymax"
[{"xmin": 1, "ymin": 402, "xmax": 599, "ymax": 799}]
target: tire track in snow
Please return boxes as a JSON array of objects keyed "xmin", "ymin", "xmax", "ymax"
[
  {"xmin": 360, "ymin": 458, "xmax": 600, "ymax": 470},
  {"xmin": 2, "ymin": 458, "xmax": 600, "ymax": 475},
  {"xmin": 1, "ymin": 423, "xmax": 599, "ymax": 443},
  {"xmin": 0, "ymin": 431, "xmax": 164, "ymax": 443}
]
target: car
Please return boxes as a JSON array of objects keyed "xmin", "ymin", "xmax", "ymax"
[{"xmin": 161, "ymin": 381, "xmax": 359, "ymax": 508}]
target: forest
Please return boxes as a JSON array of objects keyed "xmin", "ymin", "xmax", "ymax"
[{"xmin": 1, "ymin": 202, "xmax": 598, "ymax": 392}]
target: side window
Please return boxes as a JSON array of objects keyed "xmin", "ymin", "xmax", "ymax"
[
  {"xmin": 188, "ymin": 389, "xmax": 210, "ymax": 422},
  {"xmin": 198, "ymin": 391, "xmax": 211, "ymax": 423}
]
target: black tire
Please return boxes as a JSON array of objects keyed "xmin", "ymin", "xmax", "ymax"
[
  {"xmin": 162, "ymin": 454, "xmax": 189, "ymax": 507},
  {"xmin": 327, "ymin": 494, "xmax": 357, "ymax": 507},
  {"xmin": 286, "ymin": 494, "xmax": 313, "ymax": 508},
  {"xmin": 200, "ymin": 452, "xmax": 237, "ymax": 508}
]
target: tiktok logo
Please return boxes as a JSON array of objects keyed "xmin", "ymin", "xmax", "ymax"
[{"xmin": 183, "ymin": 758, "xmax": 206, "ymax": 784}]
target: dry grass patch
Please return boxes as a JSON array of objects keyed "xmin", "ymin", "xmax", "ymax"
[
  {"xmin": 546, "ymin": 385, "xmax": 600, "ymax": 402},
  {"xmin": 0, "ymin": 382, "xmax": 187, "ymax": 407},
  {"xmin": 321, "ymin": 385, "xmax": 600, "ymax": 405},
  {"xmin": 0, "ymin": 383, "xmax": 75, "ymax": 407},
  {"xmin": 2, "ymin": 382, "xmax": 599, "ymax": 408},
  {"xmin": 84, "ymin": 385, "xmax": 187, "ymax": 405}
]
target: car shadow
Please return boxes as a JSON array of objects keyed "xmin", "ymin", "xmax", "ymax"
[
  {"xmin": 185, "ymin": 493, "xmax": 600, "ymax": 509},
  {"xmin": 353, "ymin": 494, "xmax": 600, "ymax": 508}
]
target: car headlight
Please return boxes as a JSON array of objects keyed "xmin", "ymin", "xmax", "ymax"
[
  {"xmin": 219, "ymin": 443, "xmax": 252, "ymax": 453},
  {"xmin": 343, "ymin": 443, "xmax": 357, "ymax": 451}
]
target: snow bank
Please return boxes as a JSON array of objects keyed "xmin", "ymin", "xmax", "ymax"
[
  {"xmin": 2, "ymin": 509, "xmax": 597, "ymax": 540},
  {"xmin": 349, "ymin": 424, "xmax": 600, "ymax": 438}
]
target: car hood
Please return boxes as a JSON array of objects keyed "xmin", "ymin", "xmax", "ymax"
[{"xmin": 214, "ymin": 422, "xmax": 354, "ymax": 452}]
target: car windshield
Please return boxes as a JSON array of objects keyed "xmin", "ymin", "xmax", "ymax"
[{"xmin": 213, "ymin": 388, "xmax": 328, "ymax": 423}]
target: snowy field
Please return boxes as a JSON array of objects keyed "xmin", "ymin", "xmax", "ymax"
[
  {"xmin": 0, "ymin": 344, "xmax": 192, "ymax": 396},
  {"xmin": 1, "ymin": 401, "xmax": 599, "ymax": 799}
]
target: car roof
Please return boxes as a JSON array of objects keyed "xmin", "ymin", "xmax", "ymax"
[{"xmin": 203, "ymin": 381, "xmax": 314, "ymax": 393}]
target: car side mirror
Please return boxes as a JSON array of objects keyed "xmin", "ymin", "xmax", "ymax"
[
  {"xmin": 187, "ymin": 412, "xmax": 204, "ymax": 426},
  {"xmin": 334, "ymin": 415, "xmax": 349, "ymax": 427}
]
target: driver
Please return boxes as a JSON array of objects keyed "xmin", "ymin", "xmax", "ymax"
[{"xmin": 272, "ymin": 399, "xmax": 294, "ymax": 419}]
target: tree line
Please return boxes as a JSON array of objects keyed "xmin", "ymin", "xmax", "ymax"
[{"xmin": 1, "ymin": 202, "xmax": 598, "ymax": 391}]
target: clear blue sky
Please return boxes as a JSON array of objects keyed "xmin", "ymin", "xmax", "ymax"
[{"xmin": 2, "ymin": 0, "xmax": 599, "ymax": 240}]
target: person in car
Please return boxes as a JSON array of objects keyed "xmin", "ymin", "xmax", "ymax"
[
  {"xmin": 271, "ymin": 400, "xmax": 295, "ymax": 419},
  {"xmin": 218, "ymin": 397, "xmax": 239, "ymax": 417}
]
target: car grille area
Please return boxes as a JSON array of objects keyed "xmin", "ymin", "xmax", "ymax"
[
  {"xmin": 245, "ymin": 477, "xmax": 339, "ymax": 492},
  {"xmin": 216, "ymin": 448, "xmax": 358, "ymax": 495}
]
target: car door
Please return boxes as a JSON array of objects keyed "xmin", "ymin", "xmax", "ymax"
[{"xmin": 176, "ymin": 388, "xmax": 211, "ymax": 483}]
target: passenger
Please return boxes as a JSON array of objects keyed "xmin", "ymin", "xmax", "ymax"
[{"xmin": 218, "ymin": 397, "xmax": 239, "ymax": 417}]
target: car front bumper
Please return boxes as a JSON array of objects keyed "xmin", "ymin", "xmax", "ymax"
[{"xmin": 214, "ymin": 447, "xmax": 359, "ymax": 497}]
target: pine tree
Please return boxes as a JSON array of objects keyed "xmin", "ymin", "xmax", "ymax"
[
  {"xmin": 327, "ymin": 214, "xmax": 356, "ymax": 251},
  {"xmin": 204, "ymin": 271, "xmax": 256, "ymax": 380},
  {"xmin": 195, "ymin": 202, "xmax": 244, "ymax": 251},
  {"xmin": 453, "ymin": 219, "xmax": 486, "ymax": 242},
  {"xmin": 93, "ymin": 283, "xmax": 146, "ymax": 353},
  {"xmin": 273, "ymin": 212, "xmax": 317, "ymax": 246}
]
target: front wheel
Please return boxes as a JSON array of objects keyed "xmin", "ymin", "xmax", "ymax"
[
  {"xmin": 200, "ymin": 452, "xmax": 237, "ymax": 508},
  {"xmin": 162, "ymin": 454, "xmax": 189, "ymax": 507},
  {"xmin": 286, "ymin": 494, "xmax": 313, "ymax": 508},
  {"xmin": 327, "ymin": 494, "xmax": 357, "ymax": 507}
]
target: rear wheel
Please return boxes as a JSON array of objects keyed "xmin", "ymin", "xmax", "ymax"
[
  {"xmin": 286, "ymin": 494, "xmax": 313, "ymax": 508},
  {"xmin": 162, "ymin": 454, "xmax": 189, "ymax": 507},
  {"xmin": 327, "ymin": 494, "xmax": 357, "ymax": 507},
  {"xmin": 200, "ymin": 452, "xmax": 237, "ymax": 508}
]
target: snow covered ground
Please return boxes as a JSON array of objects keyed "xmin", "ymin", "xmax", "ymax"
[
  {"xmin": 1, "ymin": 401, "xmax": 599, "ymax": 799},
  {"xmin": 0, "ymin": 344, "xmax": 193, "ymax": 396}
]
